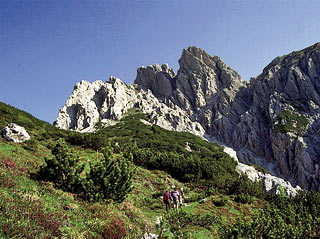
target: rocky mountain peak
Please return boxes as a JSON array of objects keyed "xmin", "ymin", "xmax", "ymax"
[
  {"xmin": 237, "ymin": 42, "xmax": 320, "ymax": 191},
  {"xmin": 134, "ymin": 64, "xmax": 176, "ymax": 98},
  {"xmin": 179, "ymin": 46, "xmax": 226, "ymax": 72},
  {"xmin": 174, "ymin": 46, "xmax": 246, "ymax": 114},
  {"xmin": 255, "ymin": 42, "xmax": 320, "ymax": 83},
  {"xmin": 55, "ymin": 43, "xmax": 320, "ymax": 192},
  {"xmin": 251, "ymin": 42, "xmax": 320, "ymax": 108}
]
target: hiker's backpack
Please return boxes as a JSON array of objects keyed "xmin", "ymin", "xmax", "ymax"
[
  {"xmin": 164, "ymin": 191, "xmax": 170, "ymax": 200},
  {"xmin": 172, "ymin": 191, "xmax": 179, "ymax": 201}
]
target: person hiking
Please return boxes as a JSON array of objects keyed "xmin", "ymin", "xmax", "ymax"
[
  {"xmin": 178, "ymin": 188, "xmax": 184, "ymax": 207},
  {"xmin": 171, "ymin": 187, "xmax": 180, "ymax": 210},
  {"xmin": 163, "ymin": 190, "xmax": 172, "ymax": 213}
]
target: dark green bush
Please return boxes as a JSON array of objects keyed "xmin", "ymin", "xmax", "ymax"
[
  {"xmin": 66, "ymin": 131, "xmax": 110, "ymax": 150},
  {"xmin": 229, "ymin": 174, "xmax": 264, "ymax": 199},
  {"xmin": 81, "ymin": 147, "xmax": 134, "ymax": 203},
  {"xmin": 213, "ymin": 195, "xmax": 228, "ymax": 207},
  {"xmin": 221, "ymin": 192, "xmax": 320, "ymax": 238},
  {"xmin": 234, "ymin": 193, "xmax": 253, "ymax": 204},
  {"xmin": 38, "ymin": 139, "xmax": 133, "ymax": 203},
  {"xmin": 39, "ymin": 138, "xmax": 84, "ymax": 192}
]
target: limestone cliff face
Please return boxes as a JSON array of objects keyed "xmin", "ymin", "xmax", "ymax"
[
  {"xmin": 55, "ymin": 43, "xmax": 320, "ymax": 192},
  {"xmin": 236, "ymin": 43, "xmax": 320, "ymax": 190},
  {"xmin": 134, "ymin": 46, "xmax": 251, "ymax": 145},
  {"xmin": 54, "ymin": 77, "xmax": 136, "ymax": 132}
]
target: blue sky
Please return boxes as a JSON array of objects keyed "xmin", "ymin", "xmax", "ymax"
[{"xmin": 1, "ymin": 0, "xmax": 320, "ymax": 123}]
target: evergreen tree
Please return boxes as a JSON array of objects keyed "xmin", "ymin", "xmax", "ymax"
[
  {"xmin": 39, "ymin": 139, "xmax": 133, "ymax": 203},
  {"xmin": 82, "ymin": 146, "xmax": 134, "ymax": 203},
  {"xmin": 39, "ymin": 138, "xmax": 84, "ymax": 192}
]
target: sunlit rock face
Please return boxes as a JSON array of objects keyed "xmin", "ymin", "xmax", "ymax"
[
  {"xmin": 54, "ymin": 77, "xmax": 136, "ymax": 132},
  {"xmin": 55, "ymin": 43, "xmax": 320, "ymax": 192},
  {"xmin": 2, "ymin": 123, "xmax": 30, "ymax": 143}
]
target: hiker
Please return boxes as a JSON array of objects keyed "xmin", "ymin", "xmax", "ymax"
[
  {"xmin": 178, "ymin": 188, "xmax": 184, "ymax": 207},
  {"xmin": 171, "ymin": 187, "xmax": 180, "ymax": 210},
  {"xmin": 163, "ymin": 190, "xmax": 172, "ymax": 213}
]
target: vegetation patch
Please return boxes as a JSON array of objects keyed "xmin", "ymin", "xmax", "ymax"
[
  {"xmin": 220, "ymin": 192, "xmax": 320, "ymax": 238},
  {"xmin": 248, "ymin": 163, "xmax": 270, "ymax": 175},
  {"xmin": 1, "ymin": 102, "xmax": 320, "ymax": 238},
  {"xmin": 38, "ymin": 138, "xmax": 134, "ymax": 203},
  {"xmin": 273, "ymin": 109, "xmax": 308, "ymax": 135}
]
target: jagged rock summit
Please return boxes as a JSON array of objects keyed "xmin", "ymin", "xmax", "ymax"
[{"xmin": 55, "ymin": 43, "xmax": 320, "ymax": 193}]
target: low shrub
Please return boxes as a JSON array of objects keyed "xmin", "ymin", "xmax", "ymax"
[
  {"xmin": 80, "ymin": 147, "xmax": 134, "ymax": 203},
  {"xmin": 38, "ymin": 139, "xmax": 134, "ymax": 203},
  {"xmin": 220, "ymin": 192, "xmax": 320, "ymax": 238},
  {"xmin": 38, "ymin": 138, "xmax": 84, "ymax": 193},
  {"xmin": 229, "ymin": 174, "xmax": 264, "ymax": 199},
  {"xmin": 234, "ymin": 193, "xmax": 253, "ymax": 204},
  {"xmin": 213, "ymin": 195, "xmax": 228, "ymax": 207}
]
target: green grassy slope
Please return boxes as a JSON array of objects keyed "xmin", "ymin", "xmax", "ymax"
[{"xmin": 0, "ymin": 102, "xmax": 320, "ymax": 238}]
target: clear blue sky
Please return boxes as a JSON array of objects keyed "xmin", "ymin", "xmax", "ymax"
[{"xmin": 1, "ymin": 0, "xmax": 320, "ymax": 124}]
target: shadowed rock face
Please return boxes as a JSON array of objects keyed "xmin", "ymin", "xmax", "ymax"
[
  {"xmin": 135, "ymin": 63, "xmax": 176, "ymax": 98},
  {"xmin": 55, "ymin": 43, "xmax": 320, "ymax": 192},
  {"xmin": 240, "ymin": 43, "xmax": 320, "ymax": 191}
]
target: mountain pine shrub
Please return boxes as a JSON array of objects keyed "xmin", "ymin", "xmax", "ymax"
[
  {"xmin": 39, "ymin": 138, "xmax": 84, "ymax": 193},
  {"xmin": 220, "ymin": 192, "xmax": 320, "ymax": 238},
  {"xmin": 212, "ymin": 195, "xmax": 228, "ymax": 206},
  {"xmin": 39, "ymin": 139, "xmax": 134, "ymax": 203},
  {"xmin": 234, "ymin": 193, "xmax": 253, "ymax": 204},
  {"xmin": 229, "ymin": 174, "xmax": 264, "ymax": 199},
  {"xmin": 80, "ymin": 146, "xmax": 134, "ymax": 203}
]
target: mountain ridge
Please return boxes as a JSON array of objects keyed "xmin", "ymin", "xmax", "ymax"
[{"xmin": 55, "ymin": 43, "xmax": 320, "ymax": 192}]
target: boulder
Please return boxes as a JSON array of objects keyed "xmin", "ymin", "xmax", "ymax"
[{"xmin": 2, "ymin": 123, "xmax": 30, "ymax": 143}]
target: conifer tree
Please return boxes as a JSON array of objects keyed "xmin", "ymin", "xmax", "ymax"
[
  {"xmin": 39, "ymin": 139, "xmax": 133, "ymax": 203},
  {"xmin": 82, "ymin": 145, "xmax": 134, "ymax": 203},
  {"xmin": 39, "ymin": 138, "xmax": 83, "ymax": 192}
]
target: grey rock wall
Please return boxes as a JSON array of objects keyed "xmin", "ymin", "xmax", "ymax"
[{"xmin": 55, "ymin": 43, "xmax": 320, "ymax": 192}]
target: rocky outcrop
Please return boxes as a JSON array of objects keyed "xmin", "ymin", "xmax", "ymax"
[
  {"xmin": 54, "ymin": 77, "xmax": 137, "ymax": 132},
  {"xmin": 225, "ymin": 146, "xmax": 302, "ymax": 196},
  {"xmin": 233, "ymin": 43, "xmax": 320, "ymax": 191},
  {"xmin": 2, "ymin": 123, "xmax": 30, "ymax": 143},
  {"xmin": 236, "ymin": 162, "xmax": 302, "ymax": 196},
  {"xmin": 55, "ymin": 43, "xmax": 320, "ymax": 192},
  {"xmin": 174, "ymin": 47, "xmax": 252, "ymax": 145},
  {"xmin": 135, "ymin": 63, "xmax": 175, "ymax": 98}
]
